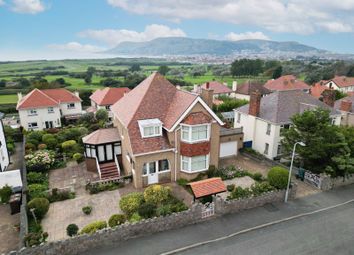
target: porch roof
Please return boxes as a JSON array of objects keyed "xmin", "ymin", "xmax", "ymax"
[
  {"xmin": 82, "ymin": 128, "xmax": 121, "ymax": 145},
  {"xmin": 189, "ymin": 177, "xmax": 226, "ymax": 199}
]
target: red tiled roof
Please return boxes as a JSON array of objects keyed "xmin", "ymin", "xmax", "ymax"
[
  {"xmin": 328, "ymin": 76, "xmax": 354, "ymax": 88},
  {"xmin": 17, "ymin": 88, "xmax": 81, "ymax": 110},
  {"xmin": 264, "ymin": 75, "xmax": 310, "ymax": 91},
  {"xmin": 310, "ymin": 81, "xmax": 329, "ymax": 98},
  {"xmin": 189, "ymin": 177, "xmax": 226, "ymax": 198},
  {"xmin": 90, "ymin": 87, "xmax": 130, "ymax": 106},
  {"xmin": 195, "ymin": 81, "xmax": 232, "ymax": 94},
  {"xmin": 82, "ymin": 128, "xmax": 120, "ymax": 145},
  {"xmin": 111, "ymin": 72, "xmax": 198, "ymax": 155}
]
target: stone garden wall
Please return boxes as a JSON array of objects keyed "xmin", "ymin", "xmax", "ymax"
[{"xmin": 319, "ymin": 174, "xmax": 354, "ymax": 191}]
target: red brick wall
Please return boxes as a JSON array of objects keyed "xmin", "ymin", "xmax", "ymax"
[
  {"xmin": 249, "ymin": 91, "xmax": 261, "ymax": 116},
  {"xmin": 340, "ymin": 100, "xmax": 352, "ymax": 112},
  {"xmin": 180, "ymin": 141, "xmax": 210, "ymax": 157}
]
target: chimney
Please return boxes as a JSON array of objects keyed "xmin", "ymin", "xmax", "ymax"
[
  {"xmin": 17, "ymin": 92, "xmax": 22, "ymax": 101},
  {"xmin": 249, "ymin": 91, "xmax": 261, "ymax": 117},
  {"xmin": 340, "ymin": 100, "xmax": 352, "ymax": 112},
  {"xmin": 322, "ymin": 89, "xmax": 335, "ymax": 107},
  {"xmin": 201, "ymin": 87, "xmax": 214, "ymax": 108},
  {"xmin": 193, "ymin": 84, "xmax": 198, "ymax": 92},
  {"xmin": 74, "ymin": 91, "xmax": 80, "ymax": 98},
  {"xmin": 223, "ymin": 82, "xmax": 228, "ymax": 87},
  {"xmin": 206, "ymin": 82, "xmax": 210, "ymax": 90},
  {"xmin": 232, "ymin": 81, "xmax": 238, "ymax": 91}
]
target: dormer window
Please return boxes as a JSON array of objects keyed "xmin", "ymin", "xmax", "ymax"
[
  {"xmin": 181, "ymin": 124, "xmax": 210, "ymax": 143},
  {"xmin": 138, "ymin": 119, "xmax": 162, "ymax": 138}
]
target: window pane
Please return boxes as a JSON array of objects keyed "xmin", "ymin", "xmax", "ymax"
[
  {"xmin": 114, "ymin": 145, "xmax": 121, "ymax": 155},
  {"xmin": 191, "ymin": 125, "xmax": 207, "ymax": 141},
  {"xmin": 86, "ymin": 147, "xmax": 91, "ymax": 157},
  {"xmin": 181, "ymin": 126, "xmax": 189, "ymax": 140},
  {"xmin": 191, "ymin": 155, "xmax": 207, "ymax": 171},
  {"xmin": 91, "ymin": 148, "xmax": 96, "ymax": 158},
  {"xmin": 159, "ymin": 159, "xmax": 169, "ymax": 171},
  {"xmin": 143, "ymin": 163, "xmax": 148, "ymax": 175},
  {"xmin": 181, "ymin": 156, "xmax": 190, "ymax": 171},
  {"xmin": 149, "ymin": 162, "xmax": 156, "ymax": 173},
  {"xmin": 106, "ymin": 144, "xmax": 113, "ymax": 160}
]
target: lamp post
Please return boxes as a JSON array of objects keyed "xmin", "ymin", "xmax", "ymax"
[{"xmin": 285, "ymin": 141, "xmax": 305, "ymax": 203}]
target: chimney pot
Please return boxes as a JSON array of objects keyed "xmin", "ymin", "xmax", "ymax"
[{"xmin": 249, "ymin": 90, "xmax": 261, "ymax": 117}]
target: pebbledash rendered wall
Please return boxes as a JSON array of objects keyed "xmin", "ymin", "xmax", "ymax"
[{"xmin": 11, "ymin": 186, "xmax": 297, "ymax": 255}]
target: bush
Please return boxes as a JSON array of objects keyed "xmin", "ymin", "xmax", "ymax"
[
  {"xmin": 228, "ymin": 187, "xmax": 252, "ymax": 200},
  {"xmin": 268, "ymin": 167, "xmax": 289, "ymax": 189},
  {"xmin": 129, "ymin": 213, "xmax": 142, "ymax": 223},
  {"xmin": 177, "ymin": 178, "xmax": 188, "ymax": 187},
  {"xmin": 6, "ymin": 143, "xmax": 15, "ymax": 154},
  {"xmin": 37, "ymin": 144, "xmax": 47, "ymax": 150},
  {"xmin": 48, "ymin": 189, "xmax": 75, "ymax": 203},
  {"xmin": 82, "ymin": 206, "xmax": 92, "ymax": 215},
  {"xmin": 25, "ymin": 232, "xmax": 47, "ymax": 247},
  {"xmin": 42, "ymin": 134, "xmax": 57, "ymax": 149},
  {"xmin": 156, "ymin": 204, "xmax": 172, "ymax": 216},
  {"xmin": 119, "ymin": 192, "xmax": 144, "ymax": 216},
  {"xmin": 251, "ymin": 182, "xmax": 274, "ymax": 196},
  {"xmin": 0, "ymin": 185, "xmax": 12, "ymax": 203},
  {"xmin": 25, "ymin": 143, "xmax": 36, "ymax": 152},
  {"xmin": 27, "ymin": 172, "xmax": 48, "ymax": 185},
  {"xmin": 73, "ymin": 153, "xmax": 83, "ymax": 162},
  {"xmin": 27, "ymin": 131, "xmax": 44, "ymax": 145},
  {"xmin": 25, "ymin": 150, "xmax": 55, "ymax": 172},
  {"xmin": 138, "ymin": 202, "xmax": 156, "ymax": 218},
  {"xmin": 28, "ymin": 184, "xmax": 48, "ymax": 199},
  {"xmin": 61, "ymin": 140, "xmax": 77, "ymax": 151},
  {"xmin": 253, "ymin": 173, "xmax": 263, "ymax": 182},
  {"xmin": 80, "ymin": 221, "xmax": 107, "ymax": 235},
  {"xmin": 227, "ymin": 184, "xmax": 235, "ymax": 192},
  {"xmin": 143, "ymin": 185, "xmax": 170, "ymax": 206},
  {"xmin": 86, "ymin": 182, "xmax": 124, "ymax": 194},
  {"xmin": 27, "ymin": 198, "xmax": 50, "ymax": 220},
  {"xmin": 66, "ymin": 224, "xmax": 79, "ymax": 237},
  {"xmin": 108, "ymin": 214, "xmax": 126, "ymax": 228}
]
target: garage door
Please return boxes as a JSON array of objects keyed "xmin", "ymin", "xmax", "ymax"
[{"xmin": 220, "ymin": 141, "xmax": 238, "ymax": 158}]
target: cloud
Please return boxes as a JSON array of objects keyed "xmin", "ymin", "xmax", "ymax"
[
  {"xmin": 47, "ymin": 42, "xmax": 105, "ymax": 53},
  {"xmin": 225, "ymin": 31, "xmax": 269, "ymax": 41},
  {"xmin": 78, "ymin": 24, "xmax": 186, "ymax": 47},
  {"xmin": 11, "ymin": 0, "xmax": 45, "ymax": 14},
  {"xmin": 0, "ymin": 0, "xmax": 5, "ymax": 6},
  {"xmin": 107, "ymin": 0, "xmax": 354, "ymax": 34}
]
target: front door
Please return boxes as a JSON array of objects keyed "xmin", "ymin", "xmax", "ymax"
[
  {"xmin": 147, "ymin": 162, "xmax": 158, "ymax": 184},
  {"xmin": 45, "ymin": 121, "xmax": 53, "ymax": 129}
]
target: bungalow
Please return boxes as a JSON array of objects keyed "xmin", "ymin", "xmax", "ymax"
[
  {"xmin": 192, "ymin": 81, "xmax": 233, "ymax": 98},
  {"xmin": 234, "ymin": 90, "xmax": 341, "ymax": 160},
  {"xmin": 324, "ymin": 76, "xmax": 354, "ymax": 93},
  {"xmin": 233, "ymin": 81, "xmax": 271, "ymax": 100},
  {"xmin": 264, "ymin": 75, "xmax": 310, "ymax": 93},
  {"xmin": 0, "ymin": 113, "xmax": 10, "ymax": 172},
  {"xmin": 82, "ymin": 72, "xmax": 244, "ymax": 188},
  {"xmin": 88, "ymin": 87, "xmax": 130, "ymax": 122},
  {"xmin": 16, "ymin": 88, "xmax": 83, "ymax": 131}
]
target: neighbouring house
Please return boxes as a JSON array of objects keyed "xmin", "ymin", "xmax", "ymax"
[
  {"xmin": 233, "ymin": 80, "xmax": 271, "ymax": 100},
  {"xmin": 83, "ymin": 72, "xmax": 244, "ymax": 188},
  {"xmin": 264, "ymin": 75, "xmax": 310, "ymax": 93},
  {"xmin": 334, "ymin": 95, "xmax": 354, "ymax": 126},
  {"xmin": 192, "ymin": 81, "xmax": 233, "ymax": 98},
  {"xmin": 234, "ymin": 89, "xmax": 341, "ymax": 160},
  {"xmin": 324, "ymin": 76, "xmax": 354, "ymax": 93},
  {"xmin": 310, "ymin": 81, "xmax": 330, "ymax": 99},
  {"xmin": 16, "ymin": 88, "xmax": 83, "ymax": 130},
  {"xmin": 0, "ymin": 112, "xmax": 10, "ymax": 172},
  {"xmin": 88, "ymin": 87, "xmax": 130, "ymax": 122}
]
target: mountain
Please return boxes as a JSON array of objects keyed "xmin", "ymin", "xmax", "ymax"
[{"xmin": 106, "ymin": 37, "xmax": 328, "ymax": 57}]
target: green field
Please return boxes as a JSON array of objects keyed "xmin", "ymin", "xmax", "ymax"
[{"xmin": 0, "ymin": 94, "xmax": 18, "ymax": 104}]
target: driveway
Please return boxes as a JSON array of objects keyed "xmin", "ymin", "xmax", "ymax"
[
  {"xmin": 7, "ymin": 142, "xmax": 23, "ymax": 171},
  {"xmin": 0, "ymin": 205, "xmax": 20, "ymax": 254}
]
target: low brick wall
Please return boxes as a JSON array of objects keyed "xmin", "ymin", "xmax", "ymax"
[
  {"xmin": 214, "ymin": 185, "xmax": 297, "ymax": 215},
  {"xmin": 320, "ymin": 174, "xmax": 354, "ymax": 191}
]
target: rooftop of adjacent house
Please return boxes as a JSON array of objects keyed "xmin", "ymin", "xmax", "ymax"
[
  {"xmin": 235, "ymin": 81, "xmax": 271, "ymax": 95},
  {"xmin": 264, "ymin": 75, "xmax": 310, "ymax": 92},
  {"xmin": 90, "ymin": 87, "xmax": 130, "ymax": 106},
  {"xmin": 16, "ymin": 88, "xmax": 81, "ymax": 110},
  {"xmin": 328, "ymin": 76, "xmax": 354, "ymax": 88},
  {"xmin": 194, "ymin": 81, "xmax": 233, "ymax": 94},
  {"xmin": 0, "ymin": 170, "xmax": 22, "ymax": 193},
  {"xmin": 310, "ymin": 81, "xmax": 329, "ymax": 98},
  {"xmin": 189, "ymin": 177, "xmax": 226, "ymax": 199},
  {"xmin": 334, "ymin": 95, "xmax": 354, "ymax": 113},
  {"xmin": 82, "ymin": 128, "xmax": 121, "ymax": 145},
  {"xmin": 236, "ymin": 90, "xmax": 339, "ymax": 124}
]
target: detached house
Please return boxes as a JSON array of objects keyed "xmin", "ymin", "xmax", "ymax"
[
  {"xmin": 83, "ymin": 72, "xmax": 244, "ymax": 188},
  {"xmin": 89, "ymin": 87, "xmax": 130, "ymax": 121},
  {"xmin": 234, "ymin": 90, "xmax": 341, "ymax": 160},
  {"xmin": 324, "ymin": 76, "xmax": 354, "ymax": 93},
  {"xmin": 264, "ymin": 75, "xmax": 310, "ymax": 93},
  {"xmin": 0, "ymin": 113, "xmax": 10, "ymax": 172},
  {"xmin": 192, "ymin": 81, "xmax": 233, "ymax": 98},
  {"xmin": 17, "ymin": 88, "xmax": 83, "ymax": 130}
]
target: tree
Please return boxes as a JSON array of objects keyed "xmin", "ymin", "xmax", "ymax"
[
  {"xmin": 230, "ymin": 59, "xmax": 264, "ymax": 77},
  {"xmin": 95, "ymin": 109, "xmax": 108, "ymax": 123},
  {"xmin": 55, "ymin": 78, "xmax": 66, "ymax": 85},
  {"xmin": 272, "ymin": 66, "xmax": 283, "ymax": 79},
  {"xmin": 0, "ymin": 79, "xmax": 6, "ymax": 87},
  {"xmin": 158, "ymin": 65, "xmax": 170, "ymax": 75},
  {"xmin": 129, "ymin": 64, "xmax": 141, "ymax": 72},
  {"xmin": 84, "ymin": 74, "xmax": 92, "ymax": 84},
  {"xmin": 347, "ymin": 65, "xmax": 354, "ymax": 77}
]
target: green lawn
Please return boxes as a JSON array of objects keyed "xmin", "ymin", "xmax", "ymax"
[
  {"xmin": 44, "ymin": 75, "xmax": 105, "ymax": 90},
  {"xmin": 0, "ymin": 94, "xmax": 18, "ymax": 104}
]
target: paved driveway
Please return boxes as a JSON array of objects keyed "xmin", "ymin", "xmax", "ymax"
[{"xmin": 0, "ymin": 205, "xmax": 20, "ymax": 254}]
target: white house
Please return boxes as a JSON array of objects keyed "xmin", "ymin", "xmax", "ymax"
[
  {"xmin": 17, "ymin": 88, "xmax": 83, "ymax": 131},
  {"xmin": 234, "ymin": 90, "xmax": 341, "ymax": 160},
  {"xmin": 0, "ymin": 113, "xmax": 10, "ymax": 172},
  {"xmin": 324, "ymin": 76, "xmax": 354, "ymax": 93}
]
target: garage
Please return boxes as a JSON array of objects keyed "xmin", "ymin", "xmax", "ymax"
[{"xmin": 220, "ymin": 141, "xmax": 238, "ymax": 158}]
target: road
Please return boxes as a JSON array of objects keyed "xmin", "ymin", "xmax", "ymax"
[{"xmin": 86, "ymin": 184, "xmax": 354, "ymax": 255}]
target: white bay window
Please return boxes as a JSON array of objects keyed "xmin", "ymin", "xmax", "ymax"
[
  {"xmin": 181, "ymin": 155, "xmax": 209, "ymax": 173},
  {"xmin": 181, "ymin": 124, "xmax": 210, "ymax": 143}
]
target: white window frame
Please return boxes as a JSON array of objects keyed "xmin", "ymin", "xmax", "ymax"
[
  {"xmin": 48, "ymin": 107, "xmax": 54, "ymax": 113},
  {"xmin": 28, "ymin": 122, "xmax": 38, "ymax": 129},
  {"xmin": 27, "ymin": 109, "xmax": 37, "ymax": 116},
  {"xmin": 181, "ymin": 154, "xmax": 209, "ymax": 173},
  {"xmin": 180, "ymin": 124, "xmax": 210, "ymax": 144},
  {"xmin": 138, "ymin": 119, "xmax": 162, "ymax": 138},
  {"xmin": 67, "ymin": 103, "xmax": 75, "ymax": 109},
  {"xmin": 142, "ymin": 159, "xmax": 170, "ymax": 176}
]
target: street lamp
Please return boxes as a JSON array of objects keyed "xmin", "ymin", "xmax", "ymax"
[{"xmin": 285, "ymin": 141, "xmax": 305, "ymax": 203}]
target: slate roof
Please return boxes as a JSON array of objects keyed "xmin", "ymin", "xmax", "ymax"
[
  {"xmin": 189, "ymin": 177, "xmax": 226, "ymax": 198},
  {"xmin": 334, "ymin": 95, "xmax": 354, "ymax": 112},
  {"xmin": 90, "ymin": 87, "xmax": 130, "ymax": 106},
  {"xmin": 264, "ymin": 75, "xmax": 310, "ymax": 91},
  {"xmin": 236, "ymin": 90, "xmax": 339, "ymax": 124},
  {"xmin": 328, "ymin": 76, "xmax": 354, "ymax": 88},
  {"xmin": 235, "ymin": 81, "xmax": 271, "ymax": 95},
  {"xmin": 82, "ymin": 128, "xmax": 121, "ymax": 145}
]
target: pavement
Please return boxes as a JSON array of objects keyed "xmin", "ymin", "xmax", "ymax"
[
  {"xmin": 0, "ymin": 205, "xmax": 20, "ymax": 254},
  {"xmin": 85, "ymin": 184, "xmax": 354, "ymax": 255}
]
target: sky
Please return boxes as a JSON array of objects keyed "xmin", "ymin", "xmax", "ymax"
[{"xmin": 1, "ymin": 0, "xmax": 354, "ymax": 61}]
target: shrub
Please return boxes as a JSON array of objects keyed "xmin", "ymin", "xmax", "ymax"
[
  {"xmin": 73, "ymin": 153, "xmax": 83, "ymax": 162},
  {"xmin": 82, "ymin": 206, "xmax": 92, "ymax": 215},
  {"xmin": 86, "ymin": 182, "xmax": 124, "ymax": 194},
  {"xmin": 66, "ymin": 224, "xmax": 79, "ymax": 237},
  {"xmin": 227, "ymin": 184, "xmax": 235, "ymax": 192},
  {"xmin": 61, "ymin": 140, "xmax": 77, "ymax": 151},
  {"xmin": 138, "ymin": 202, "xmax": 156, "ymax": 218},
  {"xmin": 42, "ymin": 134, "xmax": 57, "ymax": 149},
  {"xmin": 7, "ymin": 143, "xmax": 15, "ymax": 154},
  {"xmin": 37, "ymin": 143, "xmax": 47, "ymax": 150},
  {"xmin": 177, "ymin": 178, "xmax": 188, "ymax": 187},
  {"xmin": 129, "ymin": 213, "xmax": 142, "ymax": 223},
  {"xmin": 27, "ymin": 172, "xmax": 48, "ymax": 185},
  {"xmin": 251, "ymin": 182, "xmax": 274, "ymax": 196},
  {"xmin": 48, "ymin": 189, "xmax": 75, "ymax": 203},
  {"xmin": 25, "ymin": 143, "xmax": 36, "ymax": 152},
  {"xmin": 80, "ymin": 221, "xmax": 107, "ymax": 235},
  {"xmin": 25, "ymin": 232, "xmax": 43, "ymax": 247},
  {"xmin": 268, "ymin": 167, "xmax": 289, "ymax": 189},
  {"xmin": 0, "ymin": 185, "xmax": 12, "ymax": 203},
  {"xmin": 27, "ymin": 131, "xmax": 44, "ymax": 145},
  {"xmin": 25, "ymin": 150, "xmax": 55, "ymax": 172},
  {"xmin": 28, "ymin": 184, "xmax": 48, "ymax": 199},
  {"xmin": 119, "ymin": 192, "xmax": 144, "ymax": 216},
  {"xmin": 156, "ymin": 204, "xmax": 172, "ymax": 216},
  {"xmin": 228, "ymin": 187, "xmax": 252, "ymax": 200},
  {"xmin": 253, "ymin": 173, "xmax": 263, "ymax": 182},
  {"xmin": 143, "ymin": 185, "xmax": 170, "ymax": 206},
  {"xmin": 27, "ymin": 198, "xmax": 50, "ymax": 220},
  {"xmin": 108, "ymin": 214, "xmax": 126, "ymax": 228}
]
